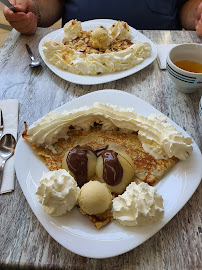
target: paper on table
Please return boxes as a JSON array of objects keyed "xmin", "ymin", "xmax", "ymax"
[
  {"xmin": 156, "ymin": 44, "xmax": 178, "ymax": 69},
  {"xmin": 0, "ymin": 99, "xmax": 19, "ymax": 194}
]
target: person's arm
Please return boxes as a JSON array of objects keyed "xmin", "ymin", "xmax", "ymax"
[
  {"xmin": 180, "ymin": 0, "xmax": 202, "ymax": 35},
  {"xmin": 3, "ymin": 0, "xmax": 64, "ymax": 35},
  {"xmin": 34, "ymin": 0, "xmax": 64, "ymax": 27}
]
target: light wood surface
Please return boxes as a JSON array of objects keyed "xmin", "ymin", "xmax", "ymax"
[{"xmin": 0, "ymin": 28, "xmax": 201, "ymax": 270}]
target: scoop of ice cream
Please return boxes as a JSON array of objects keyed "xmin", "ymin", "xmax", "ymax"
[
  {"xmin": 62, "ymin": 145, "xmax": 97, "ymax": 187},
  {"xmin": 96, "ymin": 150, "xmax": 135, "ymax": 194},
  {"xmin": 89, "ymin": 27, "xmax": 111, "ymax": 50},
  {"xmin": 36, "ymin": 169, "xmax": 80, "ymax": 216},
  {"xmin": 113, "ymin": 182, "xmax": 164, "ymax": 226},
  {"xmin": 63, "ymin": 19, "xmax": 82, "ymax": 43},
  {"xmin": 108, "ymin": 21, "xmax": 132, "ymax": 40},
  {"xmin": 78, "ymin": 181, "xmax": 112, "ymax": 215}
]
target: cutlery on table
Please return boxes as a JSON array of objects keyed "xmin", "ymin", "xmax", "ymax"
[
  {"xmin": 25, "ymin": 44, "xmax": 41, "ymax": 68},
  {"xmin": 0, "ymin": 110, "xmax": 3, "ymax": 138},
  {"xmin": 0, "ymin": 134, "xmax": 16, "ymax": 190},
  {"xmin": 0, "ymin": 0, "xmax": 18, "ymax": 12}
]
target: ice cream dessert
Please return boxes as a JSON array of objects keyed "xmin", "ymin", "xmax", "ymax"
[
  {"xmin": 78, "ymin": 181, "xmax": 112, "ymax": 215},
  {"xmin": 36, "ymin": 169, "xmax": 80, "ymax": 216},
  {"xmin": 89, "ymin": 27, "xmax": 111, "ymax": 50},
  {"xmin": 113, "ymin": 182, "xmax": 164, "ymax": 226},
  {"xmin": 42, "ymin": 19, "xmax": 152, "ymax": 75},
  {"xmin": 25, "ymin": 102, "xmax": 193, "ymax": 229}
]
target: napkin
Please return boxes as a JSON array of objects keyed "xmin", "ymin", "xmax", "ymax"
[
  {"xmin": 0, "ymin": 99, "xmax": 19, "ymax": 194},
  {"xmin": 156, "ymin": 44, "xmax": 178, "ymax": 69}
]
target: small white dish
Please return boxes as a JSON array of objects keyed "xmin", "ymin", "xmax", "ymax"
[
  {"xmin": 39, "ymin": 19, "xmax": 157, "ymax": 85},
  {"xmin": 166, "ymin": 43, "xmax": 202, "ymax": 93},
  {"xmin": 14, "ymin": 90, "xmax": 202, "ymax": 258}
]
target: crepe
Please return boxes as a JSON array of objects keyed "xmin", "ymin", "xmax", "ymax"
[
  {"xmin": 80, "ymin": 208, "xmax": 114, "ymax": 230},
  {"xmin": 23, "ymin": 126, "xmax": 178, "ymax": 186},
  {"xmin": 23, "ymin": 124, "xmax": 178, "ymax": 229}
]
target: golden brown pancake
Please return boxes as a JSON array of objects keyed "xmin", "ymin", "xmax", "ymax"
[
  {"xmin": 79, "ymin": 207, "xmax": 114, "ymax": 229},
  {"xmin": 23, "ymin": 126, "xmax": 178, "ymax": 186}
]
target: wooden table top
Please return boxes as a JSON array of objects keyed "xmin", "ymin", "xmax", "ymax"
[{"xmin": 0, "ymin": 28, "xmax": 201, "ymax": 270}]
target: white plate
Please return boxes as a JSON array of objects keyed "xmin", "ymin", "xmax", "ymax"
[
  {"xmin": 14, "ymin": 90, "xmax": 202, "ymax": 258},
  {"xmin": 39, "ymin": 19, "xmax": 157, "ymax": 85}
]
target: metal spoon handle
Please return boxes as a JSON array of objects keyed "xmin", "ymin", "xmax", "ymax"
[
  {"xmin": 0, "ymin": 0, "xmax": 18, "ymax": 13},
  {"xmin": 9, "ymin": 5, "xmax": 18, "ymax": 13},
  {"xmin": 0, "ymin": 109, "xmax": 3, "ymax": 138},
  {"xmin": 0, "ymin": 159, "xmax": 6, "ymax": 189},
  {"xmin": 26, "ymin": 44, "xmax": 35, "ymax": 62}
]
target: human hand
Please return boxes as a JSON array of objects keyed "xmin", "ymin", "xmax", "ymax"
[
  {"xmin": 195, "ymin": 2, "xmax": 202, "ymax": 35},
  {"xmin": 3, "ymin": 0, "xmax": 38, "ymax": 35}
]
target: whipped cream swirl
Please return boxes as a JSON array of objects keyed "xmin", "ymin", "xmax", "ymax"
[
  {"xmin": 112, "ymin": 182, "xmax": 164, "ymax": 226},
  {"xmin": 36, "ymin": 169, "xmax": 80, "ymax": 216},
  {"xmin": 62, "ymin": 19, "xmax": 82, "ymax": 43},
  {"xmin": 108, "ymin": 21, "xmax": 132, "ymax": 40},
  {"xmin": 42, "ymin": 40, "xmax": 151, "ymax": 75},
  {"xmin": 26, "ymin": 103, "xmax": 193, "ymax": 160}
]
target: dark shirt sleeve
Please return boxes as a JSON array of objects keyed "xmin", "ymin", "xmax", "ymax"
[{"xmin": 62, "ymin": 0, "xmax": 188, "ymax": 30}]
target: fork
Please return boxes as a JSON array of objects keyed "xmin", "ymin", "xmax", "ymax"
[{"xmin": 0, "ymin": 110, "xmax": 3, "ymax": 138}]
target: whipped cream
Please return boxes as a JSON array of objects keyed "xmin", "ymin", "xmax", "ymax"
[
  {"xmin": 36, "ymin": 169, "xmax": 80, "ymax": 216},
  {"xmin": 42, "ymin": 19, "xmax": 151, "ymax": 75},
  {"xmin": 27, "ymin": 103, "xmax": 193, "ymax": 160},
  {"xmin": 108, "ymin": 21, "xmax": 132, "ymax": 40},
  {"xmin": 112, "ymin": 182, "xmax": 164, "ymax": 226},
  {"xmin": 42, "ymin": 40, "xmax": 151, "ymax": 75},
  {"xmin": 62, "ymin": 19, "xmax": 82, "ymax": 43}
]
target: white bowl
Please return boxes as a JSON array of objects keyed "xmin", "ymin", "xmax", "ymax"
[{"xmin": 166, "ymin": 43, "xmax": 202, "ymax": 93}]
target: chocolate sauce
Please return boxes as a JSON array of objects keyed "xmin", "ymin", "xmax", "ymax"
[
  {"xmin": 101, "ymin": 150, "xmax": 123, "ymax": 186},
  {"xmin": 67, "ymin": 145, "xmax": 120, "ymax": 187},
  {"xmin": 66, "ymin": 145, "xmax": 95, "ymax": 187},
  {"xmin": 94, "ymin": 145, "xmax": 109, "ymax": 154}
]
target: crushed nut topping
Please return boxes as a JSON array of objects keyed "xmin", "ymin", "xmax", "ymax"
[{"xmin": 63, "ymin": 30, "xmax": 133, "ymax": 55}]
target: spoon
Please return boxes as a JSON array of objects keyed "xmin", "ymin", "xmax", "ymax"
[
  {"xmin": 0, "ymin": 134, "xmax": 16, "ymax": 189},
  {"xmin": 25, "ymin": 44, "xmax": 41, "ymax": 68},
  {"xmin": 0, "ymin": 109, "xmax": 3, "ymax": 138}
]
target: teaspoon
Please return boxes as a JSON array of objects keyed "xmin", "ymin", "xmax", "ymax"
[
  {"xmin": 0, "ymin": 134, "xmax": 16, "ymax": 189},
  {"xmin": 26, "ymin": 44, "xmax": 41, "ymax": 68}
]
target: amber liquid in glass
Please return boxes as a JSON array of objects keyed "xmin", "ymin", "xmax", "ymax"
[{"xmin": 174, "ymin": 60, "xmax": 202, "ymax": 73}]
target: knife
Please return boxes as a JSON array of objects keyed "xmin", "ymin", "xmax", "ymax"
[{"xmin": 0, "ymin": 0, "xmax": 18, "ymax": 12}]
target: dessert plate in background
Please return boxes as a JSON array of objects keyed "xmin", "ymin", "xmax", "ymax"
[
  {"xmin": 14, "ymin": 90, "xmax": 202, "ymax": 258},
  {"xmin": 39, "ymin": 19, "xmax": 157, "ymax": 85}
]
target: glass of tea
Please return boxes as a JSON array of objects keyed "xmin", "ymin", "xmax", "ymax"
[{"xmin": 166, "ymin": 43, "xmax": 202, "ymax": 93}]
